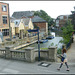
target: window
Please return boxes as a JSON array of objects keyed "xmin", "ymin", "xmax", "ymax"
[
  {"xmin": 15, "ymin": 21, "xmax": 18, "ymax": 25},
  {"xmin": 2, "ymin": 5, "xmax": 7, "ymax": 11},
  {"xmin": 2, "ymin": 29, "xmax": 9, "ymax": 36},
  {"xmin": 14, "ymin": 20, "xmax": 20, "ymax": 27},
  {"xmin": 60, "ymin": 16, "xmax": 63, "ymax": 20},
  {"xmin": 2, "ymin": 16, "xmax": 7, "ymax": 24},
  {"xmin": 56, "ymin": 20, "xmax": 59, "ymax": 24}
]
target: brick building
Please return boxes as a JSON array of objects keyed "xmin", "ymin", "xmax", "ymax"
[
  {"xmin": 0, "ymin": 2, "xmax": 9, "ymax": 36},
  {"xmin": 32, "ymin": 16, "xmax": 48, "ymax": 35},
  {"xmin": 56, "ymin": 15, "xmax": 70, "ymax": 28}
]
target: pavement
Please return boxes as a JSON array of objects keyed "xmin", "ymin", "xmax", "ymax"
[
  {"xmin": 0, "ymin": 35, "xmax": 75, "ymax": 74},
  {"xmin": 0, "ymin": 58, "xmax": 75, "ymax": 74},
  {"xmin": 67, "ymin": 35, "xmax": 75, "ymax": 63}
]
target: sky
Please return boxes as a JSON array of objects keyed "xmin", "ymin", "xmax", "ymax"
[{"xmin": 0, "ymin": 1, "xmax": 75, "ymax": 19}]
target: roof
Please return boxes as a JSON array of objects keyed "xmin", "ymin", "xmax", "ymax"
[
  {"xmin": 56, "ymin": 15, "xmax": 70, "ymax": 20},
  {"xmin": 32, "ymin": 16, "xmax": 46, "ymax": 22},
  {"xmin": 22, "ymin": 18, "xmax": 30, "ymax": 25},
  {"xmin": 12, "ymin": 11, "xmax": 34, "ymax": 19},
  {"xmin": 58, "ymin": 15, "xmax": 69, "ymax": 18},
  {"xmin": 10, "ymin": 18, "xmax": 31, "ymax": 26}
]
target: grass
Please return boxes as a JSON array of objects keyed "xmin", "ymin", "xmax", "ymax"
[{"xmin": 40, "ymin": 48, "xmax": 48, "ymax": 50}]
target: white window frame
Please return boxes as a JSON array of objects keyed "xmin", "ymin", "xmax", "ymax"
[{"xmin": 2, "ymin": 5, "xmax": 7, "ymax": 12}]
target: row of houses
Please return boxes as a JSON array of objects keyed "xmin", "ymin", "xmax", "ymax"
[
  {"xmin": 11, "ymin": 14, "xmax": 48, "ymax": 37},
  {"xmin": 0, "ymin": 2, "xmax": 48, "ymax": 39}
]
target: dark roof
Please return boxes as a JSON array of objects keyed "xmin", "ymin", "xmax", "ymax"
[
  {"xmin": 12, "ymin": 11, "xmax": 34, "ymax": 19},
  {"xmin": 10, "ymin": 18, "xmax": 30, "ymax": 26},
  {"xmin": 32, "ymin": 16, "xmax": 46, "ymax": 22},
  {"xmin": 22, "ymin": 18, "xmax": 30, "ymax": 25}
]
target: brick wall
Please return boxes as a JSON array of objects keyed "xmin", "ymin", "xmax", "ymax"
[{"xmin": 33, "ymin": 22, "xmax": 46, "ymax": 31}]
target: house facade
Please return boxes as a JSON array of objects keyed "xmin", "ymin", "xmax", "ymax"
[
  {"xmin": 0, "ymin": 2, "xmax": 9, "ymax": 36},
  {"xmin": 32, "ymin": 16, "xmax": 48, "ymax": 36},
  {"xmin": 10, "ymin": 18, "xmax": 34, "ymax": 37},
  {"xmin": 56, "ymin": 15, "xmax": 70, "ymax": 28}
]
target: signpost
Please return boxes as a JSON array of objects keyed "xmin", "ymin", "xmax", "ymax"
[{"xmin": 27, "ymin": 29, "xmax": 40, "ymax": 61}]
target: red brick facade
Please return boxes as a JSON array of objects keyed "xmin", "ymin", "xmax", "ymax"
[
  {"xmin": 0, "ymin": 2, "xmax": 9, "ymax": 36},
  {"xmin": 57, "ymin": 15, "xmax": 69, "ymax": 28},
  {"xmin": 33, "ymin": 22, "xmax": 46, "ymax": 32},
  {"xmin": 0, "ymin": 2, "xmax": 9, "ymax": 28}
]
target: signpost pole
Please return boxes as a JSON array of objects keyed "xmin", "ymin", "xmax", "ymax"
[
  {"xmin": 27, "ymin": 29, "xmax": 40, "ymax": 61},
  {"xmin": 38, "ymin": 29, "xmax": 40, "ymax": 61}
]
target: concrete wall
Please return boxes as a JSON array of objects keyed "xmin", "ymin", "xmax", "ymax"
[
  {"xmin": 0, "ymin": 46, "xmax": 57, "ymax": 62},
  {"xmin": 0, "ymin": 35, "xmax": 38, "ymax": 48}
]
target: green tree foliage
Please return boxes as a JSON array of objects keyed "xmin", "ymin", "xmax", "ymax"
[
  {"xmin": 69, "ymin": 7, "xmax": 75, "ymax": 31},
  {"xmin": 61, "ymin": 20, "xmax": 74, "ymax": 44},
  {"xmin": 34, "ymin": 10, "xmax": 55, "ymax": 30}
]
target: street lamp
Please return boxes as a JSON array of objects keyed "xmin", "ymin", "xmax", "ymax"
[{"xmin": 8, "ymin": 3, "xmax": 12, "ymax": 40}]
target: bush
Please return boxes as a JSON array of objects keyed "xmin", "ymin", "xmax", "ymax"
[{"xmin": 57, "ymin": 48, "xmax": 62, "ymax": 54}]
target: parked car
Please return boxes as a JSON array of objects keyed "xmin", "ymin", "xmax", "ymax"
[
  {"xmin": 37, "ymin": 39, "xmax": 48, "ymax": 43},
  {"xmin": 46, "ymin": 36, "xmax": 54, "ymax": 39}
]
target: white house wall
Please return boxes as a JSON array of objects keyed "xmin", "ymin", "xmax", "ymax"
[
  {"xmin": 19, "ymin": 22, "xmax": 25, "ymax": 32},
  {"xmin": 29, "ymin": 19, "xmax": 34, "ymax": 29},
  {"xmin": 10, "ymin": 22, "xmax": 15, "ymax": 36}
]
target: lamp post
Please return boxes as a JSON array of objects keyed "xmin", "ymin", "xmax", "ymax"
[{"xmin": 8, "ymin": 3, "xmax": 12, "ymax": 40}]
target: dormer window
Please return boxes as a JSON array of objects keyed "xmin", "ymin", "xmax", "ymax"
[
  {"xmin": 2, "ymin": 5, "xmax": 7, "ymax": 11},
  {"xmin": 15, "ymin": 21, "xmax": 18, "ymax": 25},
  {"xmin": 14, "ymin": 20, "xmax": 20, "ymax": 27}
]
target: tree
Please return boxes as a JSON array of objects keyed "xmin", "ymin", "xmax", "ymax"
[
  {"xmin": 61, "ymin": 20, "xmax": 74, "ymax": 44},
  {"xmin": 34, "ymin": 10, "xmax": 55, "ymax": 30}
]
